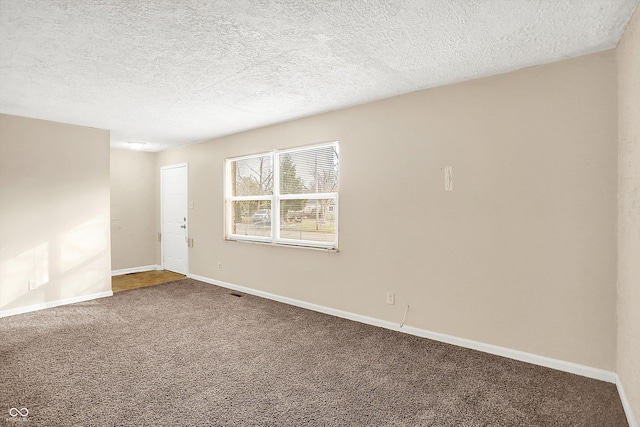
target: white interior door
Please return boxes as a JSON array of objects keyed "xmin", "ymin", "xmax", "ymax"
[{"xmin": 161, "ymin": 164, "xmax": 188, "ymax": 274}]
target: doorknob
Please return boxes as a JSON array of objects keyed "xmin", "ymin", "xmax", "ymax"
[{"xmin": 180, "ymin": 224, "xmax": 186, "ymax": 229}]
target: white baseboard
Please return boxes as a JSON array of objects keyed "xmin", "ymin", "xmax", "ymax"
[
  {"xmin": 617, "ymin": 375, "xmax": 638, "ymax": 427},
  {"xmin": 188, "ymin": 273, "xmax": 617, "ymax": 384},
  {"xmin": 0, "ymin": 291, "xmax": 113, "ymax": 318},
  {"xmin": 111, "ymin": 264, "xmax": 161, "ymax": 276}
]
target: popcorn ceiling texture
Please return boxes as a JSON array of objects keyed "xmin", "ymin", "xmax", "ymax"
[{"xmin": 0, "ymin": 0, "xmax": 637, "ymax": 151}]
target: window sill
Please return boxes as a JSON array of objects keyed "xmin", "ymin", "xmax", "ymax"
[{"xmin": 225, "ymin": 237, "xmax": 339, "ymax": 252}]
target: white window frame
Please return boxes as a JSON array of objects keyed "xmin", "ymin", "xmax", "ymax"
[{"xmin": 225, "ymin": 142, "xmax": 339, "ymax": 250}]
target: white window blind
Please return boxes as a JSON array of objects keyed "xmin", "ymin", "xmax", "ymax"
[{"xmin": 225, "ymin": 142, "xmax": 339, "ymax": 249}]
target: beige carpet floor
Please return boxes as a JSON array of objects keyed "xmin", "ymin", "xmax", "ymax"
[{"xmin": 0, "ymin": 278, "xmax": 628, "ymax": 426}]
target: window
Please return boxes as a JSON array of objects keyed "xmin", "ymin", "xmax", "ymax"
[{"xmin": 226, "ymin": 142, "xmax": 339, "ymax": 249}]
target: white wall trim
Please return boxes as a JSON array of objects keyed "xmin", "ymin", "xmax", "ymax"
[
  {"xmin": 111, "ymin": 264, "xmax": 161, "ymax": 276},
  {"xmin": 399, "ymin": 325, "xmax": 616, "ymax": 383},
  {"xmin": 189, "ymin": 273, "xmax": 617, "ymax": 384},
  {"xmin": 617, "ymin": 374, "xmax": 639, "ymax": 427},
  {"xmin": 0, "ymin": 291, "xmax": 113, "ymax": 318}
]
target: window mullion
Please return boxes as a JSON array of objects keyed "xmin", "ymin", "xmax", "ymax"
[
  {"xmin": 279, "ymin": 192, "xmax": 337, "ymax": 201},
  {"xmin": 230, "ymin": 195, "xmax": 272, "ymax": 202},
  {"xmin": 272, "ymin": 152, "xmax": 280, "ymax": 242}
]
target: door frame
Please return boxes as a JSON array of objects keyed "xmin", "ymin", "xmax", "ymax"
[{"xmin": 160, "ymin": 163, "xmax": 189, "ymax": 275}]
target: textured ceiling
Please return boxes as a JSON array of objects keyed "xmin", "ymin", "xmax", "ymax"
[{"xmin": 0, "ymin": 0, "xmax": 637, "ymax": 151}]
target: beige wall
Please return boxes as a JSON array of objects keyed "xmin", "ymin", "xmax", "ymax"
[
  {"xmin": 618, "ymin": 4, "xmax": 640, "ymax": 419},
  {"xmin": 0, "ymin": 114, "xmax": 112, "ymax": 312},
  {"xmin": 157, "ymin": 50, "xmax": 618, "ymax": 370},
  {"xmin": 110, "ymin": 149, "xmax": 157, "ymax": 271}
]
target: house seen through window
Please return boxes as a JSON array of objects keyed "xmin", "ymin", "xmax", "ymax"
[{"xmin": 225, "ymin": 142, "xmax": 339, "ymax": 249}]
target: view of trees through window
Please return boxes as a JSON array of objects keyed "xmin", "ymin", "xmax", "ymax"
[{"xmin": 226, "ymin": 142, "xmax": 339, "ymax": 248}]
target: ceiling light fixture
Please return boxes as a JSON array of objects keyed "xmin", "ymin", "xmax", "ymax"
[{"xmin": 127, "ymin": 141, "xmax": 147, "ymax": 151}]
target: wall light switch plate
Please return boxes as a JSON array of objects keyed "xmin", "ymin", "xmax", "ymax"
[{"xmin": 444, "ymin": 166, "xmax": 453, "ymax": 191}]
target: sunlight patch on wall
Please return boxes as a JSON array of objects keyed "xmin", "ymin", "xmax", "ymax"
[
  {"xmin": 1, "ymin": 215, "xmax": 111, "ymax": 310},
  {"xmin": 60, "ymin": 216, "xmax": 109, "ymax": 274},
  {"xmin": 0, "ymin": 242, "xmax": 49, "ymax": 307}
]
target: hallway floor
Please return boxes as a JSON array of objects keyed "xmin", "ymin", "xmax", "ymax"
[{"xmin": 112, "ymin": 270, "xmax": 185, "ymax": 292}]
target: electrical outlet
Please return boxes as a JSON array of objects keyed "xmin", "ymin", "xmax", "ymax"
[
  {"xmin": 28, "ymin": 280, "xmax": 37, "ymax": 291},
  {"xmin": 386, "ymin": 292, "xmax": 395, "ymax": 305},
  {"xmin": 218, "ymin": 262, "xmax": 222, "ymax": 271}
]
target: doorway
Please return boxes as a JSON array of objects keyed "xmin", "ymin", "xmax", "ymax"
[{"xmin": 161, "ymin": 163, "xmax": 188, "ymax": 275}]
